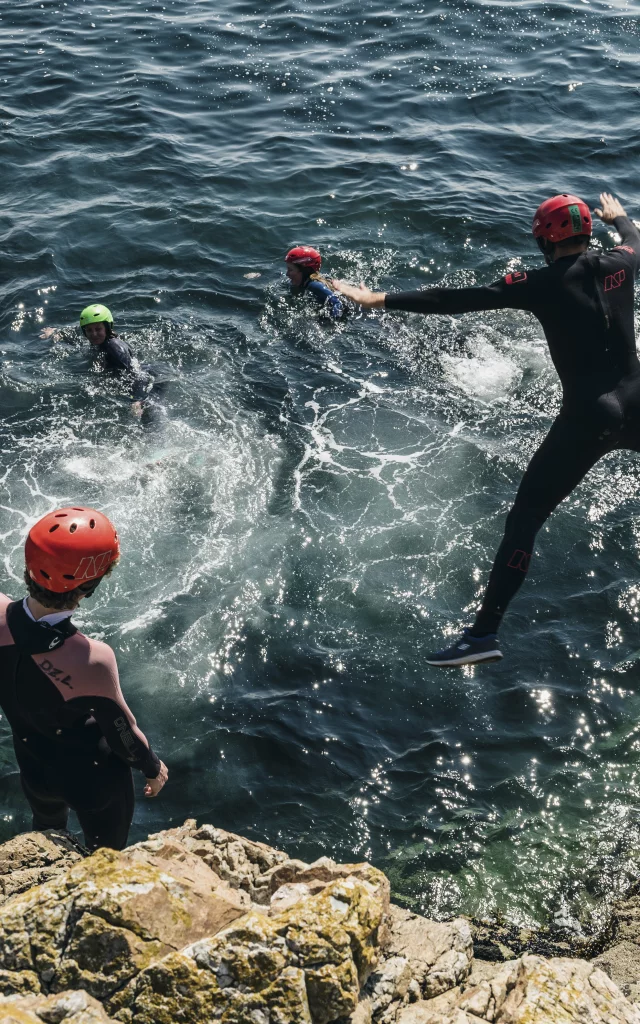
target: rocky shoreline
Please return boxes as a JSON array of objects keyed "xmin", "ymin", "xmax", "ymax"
[{"xmin": 0, "ymin": 822, "xmax": 638, "ymax": 1022}]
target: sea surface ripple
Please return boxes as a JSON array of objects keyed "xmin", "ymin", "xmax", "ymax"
[{"xmin": 1, "ymin": 0, "xmax": 640, "ymax": 929}]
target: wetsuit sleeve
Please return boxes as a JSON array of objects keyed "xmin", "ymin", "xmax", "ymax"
[
  {"xmin": 385, "ymin": 275, "xmax": 533, "ymax": 315},
  {"xmin": 612, "ymin": 216, "xmax": 640, "ymax": 272},
  {"xmin": 68, "ymin": 648, "xmax": 161, "ymax": 777},
  {"xmin": 306, "ymin": 280, "xmax": 344, "ymax": 318}
]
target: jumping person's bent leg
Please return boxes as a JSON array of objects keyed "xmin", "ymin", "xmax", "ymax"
[{"xmin": 472, "ymin": 415, "xmax": 613, "ymax": 636}]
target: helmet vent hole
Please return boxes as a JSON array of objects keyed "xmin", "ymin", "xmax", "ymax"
[
  {"xmin": 40, "ymin": 570, "xmax": 50, "ymax": 580},
  {"xmin": 560, "ymin": 219, "xmax": 568, "ymax": 227},
  {"xmin": 546, "ymin": 222, "xmax": 552, "ymax": 229},
  {"xmin": 69, "ymin": 523, "xmax": 77, "ymax": 534},
  {"xmin": 55, "ymin": 513, "xmax": 67, "ymax": 518},
  {"xmin": 89, "ymin": 519, "xmax": 95, "ymax": 528},
  {"xmin": 63, "ymin": 574, "xmax": 75, "ymax": 580},
  {"xmin": 72, "ymin": 508, "xmax": 84, "ymax": 512},
  {"xmin": 49, "ymin": 524, "xmax": 59, "ymax": 533}
]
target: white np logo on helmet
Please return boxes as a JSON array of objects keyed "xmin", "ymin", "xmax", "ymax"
[{"xmin": 73, "ymin": 551, "xmax": 114, "ymax": 580}]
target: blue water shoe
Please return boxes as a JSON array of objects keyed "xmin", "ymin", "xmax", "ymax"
[{"xmin": 426, "ymin": 629, "xmax": 502, "ymax": 667}]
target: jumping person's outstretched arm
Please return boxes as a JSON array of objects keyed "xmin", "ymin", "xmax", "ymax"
[
  {"xmin": 332, "ymin": 276, "xmax": 533, "ymax": 315},
  {"xmin": 595, "ymin": 192, "xmax": 640, "ymax": 264}
]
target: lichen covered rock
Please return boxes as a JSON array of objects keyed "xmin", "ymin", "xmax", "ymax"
[
  {"xmin": 112, "ymin": 874, "xmax": 386, "ymax": 1023},
  {"xmin": 0, "ymin": 989, "xmax": 114, "ymax": 1022},
  {"xmin": 138, "ymin": 820, "xmax": 290, "ymax": 904},
  {"xmin": 386, "ymin": 906, "xmax": 473, "ymax": 999},
  {"xmin": 0, "ymin": 844, "xmax": 248, "ymax": 1001},
  {"xmin": 422, "ymin": 953, "xmax": 640, "ymax": 1023},
  {"xmin": 0, "ymin": 832, "xmax": 83, "ymax": 907}
]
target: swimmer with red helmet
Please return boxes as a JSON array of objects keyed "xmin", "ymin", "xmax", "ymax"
[
  {"xmin": 284, "ymin": 245, "xmax": 345, "ymax": 318},
  {"xmin": 0, "ymin": 507, "xmax": 167, "ymax": 849},
  {"xmin": 334, "ymin": 192, "xmax": 640, "ymax": 665}
]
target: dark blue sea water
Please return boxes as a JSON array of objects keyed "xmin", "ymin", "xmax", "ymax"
[{"xmin": 2, "ymin": 0, "xmax": 640, "ymax": 931}]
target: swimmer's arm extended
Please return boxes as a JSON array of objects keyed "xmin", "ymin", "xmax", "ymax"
[{"xmin": 39, "ymin": 326, "xmax": 75, "ymax": 342}]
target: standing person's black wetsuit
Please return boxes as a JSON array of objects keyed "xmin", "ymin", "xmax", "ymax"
[
  {"xmin": 334, "ymin": 194, "xmax": 640, "ymax": 663},
  {"xmin": 1, "ymin": 506, "xmax": 168, "ymax": 848}
]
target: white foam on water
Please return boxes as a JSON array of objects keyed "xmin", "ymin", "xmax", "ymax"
[{"xmin": 441, "ymin": 335, "xmax": 521, "ymax": 404}]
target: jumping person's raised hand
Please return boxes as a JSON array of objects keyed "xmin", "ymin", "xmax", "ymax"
[
  {"xmin": 594, "ymin": 192, "xmax": 627, "ymax": 223},
  {"xmin": 331, "ymin": 280, "xmax": 386, "ymax": 308},
  {"xmin": 144, "ymin": 760, "xmax": 168, "ymax": 798}
]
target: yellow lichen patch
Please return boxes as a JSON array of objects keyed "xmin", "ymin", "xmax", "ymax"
[
  {"xmin": 304, "ymin": 959, "xmax": 360, "ymax": 1024},
  {"xmin": 114, "ymin": 951, "xmax": 221, "ymax": 1024},
  {"xmin": 220, "ymin": 965, "xmax": 312, "ymax": 1024},
  {"xmin": 277, "ymin": 878, "xmax": 384, "ymax": 984},
  {"xmin": 0, "ymin": 973, "xmax": 39, "ymax": 999},
  {"xmin": 0, "ymin": 1007, "xmax": 40, "ymax": 1022}
]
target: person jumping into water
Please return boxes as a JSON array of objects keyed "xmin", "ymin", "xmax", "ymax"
[
  {"xmin": 0, "ymin": 506, "xmax": 168, "ymax": 848},
  {"xmin": 334, "ymin": 192, "xmax": 640, "ymax": 666},
  {"xmin": 285, "ymin": 246, "xmax": 345, "ymax": 318}
]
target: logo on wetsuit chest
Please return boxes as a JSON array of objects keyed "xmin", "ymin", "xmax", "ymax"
[
  {"xmin": 604, "ymin": 269, "xmax": 626, "ymax": 291},
  {"xmin": 38, "ymin": 658, "xmax": 73, "ymax": 688},
  {"xmin": 504, "ymin": 272, "xmax": 528, "ymax": 286}
]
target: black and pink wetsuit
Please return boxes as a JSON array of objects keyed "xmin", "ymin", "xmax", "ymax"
[
  {"xmin": 0, "ymin": 595, "xmax": 160, "ymax": 850},
  {"xmin": 385, "ymin": 216, "xmax": 640, "ymax": 634}
]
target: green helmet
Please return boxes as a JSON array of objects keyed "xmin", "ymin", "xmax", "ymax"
[{"xmin": 79, "ymin": 303, "xmax": 113, "ymax": 328}]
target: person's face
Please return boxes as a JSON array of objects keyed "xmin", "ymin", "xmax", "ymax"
[
  {"xmin": 84, "ymin": 322, "xmax": 107, "ymax": 345},
  {"xmin": 286, "ymin": 264, "xmax": 304, "ymax": 287}
]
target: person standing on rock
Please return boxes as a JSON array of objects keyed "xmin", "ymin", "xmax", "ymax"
[
  {"xmin": 0, "ymin": 506, "xmax": 168, "ymax": 850},
  {"xmin": 333, "ymin": 192, "xmax": 640, "ymax": 665}
]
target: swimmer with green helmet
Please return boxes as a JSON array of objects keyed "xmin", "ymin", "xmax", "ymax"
[{"xmin": 42, "ymin": 302, "xmax": 151, "ymax": 416}]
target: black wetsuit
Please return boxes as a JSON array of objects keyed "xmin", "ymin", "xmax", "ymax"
[
  {"xmin": 385, "ymin": 216, "xmax": 640, "ymax": 634},
  {"xmin": 95, "ymin": 335, "xmax": 150, "ymax": 402},
  {"xmin": 0, "ymin": 598, "xmax": 160, "ymax": 850}
]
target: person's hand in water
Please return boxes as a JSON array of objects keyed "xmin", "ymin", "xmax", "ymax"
[
  {"xmin": 331, "ymin": 280, "xmax": 386, "ymax": 308},
  {"xmin": 144, "ymin": 760, "xmax": 168, "ymax": 797},
  {"xmin": 131, "ymin": 401, "xmax": 144, "ymax": 418},
  {"xmin": 40, "ymin": 327, "xmax": 60, "ymax": 340},
  {"xmin": 595, "ymin": 193, "xmax": 627, "ymax": 223}
]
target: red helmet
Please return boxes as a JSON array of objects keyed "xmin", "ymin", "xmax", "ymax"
[
  {"xmin": 25, "ymin": 507, "xmax": 120, "ymax": 593},
  {"xmin": 532, "ymin": 194, "xmax": 592, "ymax": 243},
  {"xmin": 285, "ymin": 246, "xmax": 322, "ymax": 271}
]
